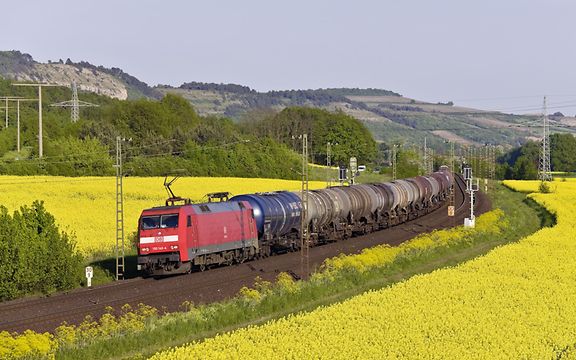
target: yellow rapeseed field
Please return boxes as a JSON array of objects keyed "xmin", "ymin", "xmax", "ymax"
[
  {"xmin": 0, "ymin": 176, "xmax": 326, "ymax": 255},
  {"xmin": 150, "ymin": 180, "xmax": 576, "ymax": 359}
]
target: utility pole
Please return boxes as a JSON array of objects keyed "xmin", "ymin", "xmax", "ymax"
[
  {"xmin": 538, "ymin": 96, "xmax": 552, "ymax": 181},
  {"xmin": 392, "ymin": 144, "xmax": 398, "ymax": 181},
  {"xmin": 427, "ymin": 147, "xmax": 434, "ymax": 174},
  {"xmin": 12, "ymin": 83, "xmax": 61, "ymax": 158},
  {"xmin": 449, "ymin": 141, "xmax": 455, "ymax": 173},
  {"xmin": 471, "ymin": 147, "xmax": 475, "ymax": 176},
  {"xmin": 326, "ymin": 141, "xmax": 331, "ymax": 187},
  {"xmin": 114, "ymin": 136, "xmax": 125, "ymax": 280},
  {"xmin": 300, "ymin": 134, "xmax": 309, "ymax": 279},
  {"xmin": 448, "ymin": 141, "xmax": 455, "ymax": 219},
  {"xmin": 15, "ymin": 99, "xmax": 37, "ymax": 153},
  {"xmin": 0, "ymin": 96, "xmax": 25, "ymax": 128},
  {"xmin": 490, "ymin": 145, "xmax": 496, "ymax": 180},
  {"xmin": 422, "ymin": 137, "xmax": 428, "ymax": 175},
  {"xmin": 326, "ymin": 141, "xmax": 332, "ymax": 188}
]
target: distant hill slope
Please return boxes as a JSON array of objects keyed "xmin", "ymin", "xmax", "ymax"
[
  {"xmin": 1, "ymin": 50, "xmax": 572, "ymax": 149},
  {"xmin": 158, "ymin": 82, "xmax": 568, "ymax": 149},
  {"xmin": 0, "ymin": 51, "xmax": 161, "ymax": 100}
]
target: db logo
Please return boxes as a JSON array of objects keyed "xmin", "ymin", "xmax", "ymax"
[{"xmin": 154, "ymin": 236, "xmax": 164, "ymax": 243}]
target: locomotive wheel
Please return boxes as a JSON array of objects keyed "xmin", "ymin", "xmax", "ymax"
[{"xmin": 199, "ymin": 264, "xmax": 206, "ymax": 272}]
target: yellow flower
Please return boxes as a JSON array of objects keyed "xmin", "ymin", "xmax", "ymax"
[{"xmin": 149, "ymin": 181, "xmax": 576, "ymax": 359}]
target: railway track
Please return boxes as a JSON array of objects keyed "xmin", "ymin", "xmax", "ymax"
[{"xmin": 0, "ymin": 175, "xmax": 490, "ymax": 334}]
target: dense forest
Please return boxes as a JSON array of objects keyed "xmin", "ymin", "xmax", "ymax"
[{"xmin": 0, "ymin": 79, "xmax": 377, "ymax": 178}]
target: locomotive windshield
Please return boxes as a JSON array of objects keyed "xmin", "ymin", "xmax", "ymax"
[{"xmin": 141, "ymin": 214, "xmax": 179, "ymax": 229}]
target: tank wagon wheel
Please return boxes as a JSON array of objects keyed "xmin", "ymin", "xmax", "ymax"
[{"xmin": 199, "ymin": 264, "xmax": 206, "ymax": 272}]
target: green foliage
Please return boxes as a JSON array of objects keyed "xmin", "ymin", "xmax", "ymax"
[
  {"xmin": 396, "ymin": 148, "xmax": 420, "ymax": 178},
  {"xmin": 241, "ymin": 107, "xmax": 377, "ymax": 165},
  {"xmin": 0, "ymin": 201, "xmax": 83, "ymax": 300},
  {"xmin": 550, "ymin": 133, "xmax": 576, "ymax": 172},
  {"xmin": 0, "ymin": 77, "xmax": 305, "ymax": 178},
  {"xmin": 501, "ymin": 140, "xmax": 540, "ymax": 180},
  {"xmin": 512, "ymin": 156, "xmax": 538, "ymax": 180},
  {"xmin": 538, "ymin": 181, "xmax": 552, "ymax": 194},
  {"xmin": 44, "ymin": 137, "xmax": 114, "ymax": 176},
  {"xmin": 501, "ymin": 134, "xmax": 576, "ymax": 180}
]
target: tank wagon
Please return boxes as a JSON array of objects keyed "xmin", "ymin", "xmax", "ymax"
[{"xmin": 137, "ymin": 168, "xmax": 454, "ymax": 276}]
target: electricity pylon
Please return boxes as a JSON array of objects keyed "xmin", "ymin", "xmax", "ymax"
[
  {"xmin": 51, "ymin": 82, "xmax": 99, "ymax": 122},
  {"xmin": 538, "ymin": 96, "xmax": 552, "ymax": 181}
]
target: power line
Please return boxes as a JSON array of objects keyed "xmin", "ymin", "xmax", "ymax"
[{"xmin": 486, "ymin": 101, "xmax": 576, "ymax": 113}]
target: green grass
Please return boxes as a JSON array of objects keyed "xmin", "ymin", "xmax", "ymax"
[{"xmin": 56, "ymin": 182, "xmax": 549, "ymax": 360}]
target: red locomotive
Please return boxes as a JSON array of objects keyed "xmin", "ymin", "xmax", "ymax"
[{"xmin": 137, "ymin": 200, "xmax": 258, "ymax": 275}]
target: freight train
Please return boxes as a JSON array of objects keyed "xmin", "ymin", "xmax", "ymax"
[{"xmin": 137, "ymin": 167, "xmax": 454, "ymax": 276}]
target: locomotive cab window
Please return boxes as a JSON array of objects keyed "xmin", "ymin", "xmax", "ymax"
[
  {"xmin": 141, "ymin": 216, "xmax": 160, "ymax": 230},
  {"xmin": 141, "ymin": 214, "xmax": 179, "ymax": 229},
  {"xmin": 160, "ymin": 214, "xmax": 179, "ymax": 228}
]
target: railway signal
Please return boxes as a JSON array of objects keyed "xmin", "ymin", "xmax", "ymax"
[{"xmin": 464, "ymin": 167, "xmax": 479, "ymax": 228}]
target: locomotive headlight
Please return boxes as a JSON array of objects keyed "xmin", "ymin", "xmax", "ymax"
[
  {"xmin": 170, "ymin": 245, "xmax": 179, "ymax": 250},
  {"xmin": 141, "ymin": 247, "xmax": 150, "ymax": 252}
]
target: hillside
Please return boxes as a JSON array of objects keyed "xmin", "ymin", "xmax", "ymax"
[
  {"xmin": 0, "ymin": 51, "xmax": 161, "ymax": 100},
  {"xmin": 1, "ymin": 50, "xmax": 572, "ymax": 150},
  {"xmin": 158, "ymin": 83, "xmax": 567, "ymax": 150}
]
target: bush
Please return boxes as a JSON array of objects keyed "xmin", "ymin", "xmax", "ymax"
[
  {"xmin": 0, "ymin": 201, "xmax": 83, "ymax": 300},
  {"xmin": 538, "ymin": 181, "xmax": 552, "ymax": 193}
]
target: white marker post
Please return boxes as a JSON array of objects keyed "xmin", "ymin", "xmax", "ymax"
[{"xmin": 85, "ymin": 266, "xmax": 94, "ymax": 288}]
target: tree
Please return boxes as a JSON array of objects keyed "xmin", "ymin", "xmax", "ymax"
[
  {"xmin": 0, "ymin": 201, "xmax": 83, "ymax": 300},
  {"xmin": 550, "ymin": 133, "xmax": 576, "ymax": 171},
  {"xmin": 501, "ymin": 140, "xmax": 539, "ymax": 179},
  {"xmin": 396, "ymin": 148, "xmax": 420, "ymax": 178},
  {"xmin": 242, "ymin": 107, "xmax": 377, "ymax": 165},
  {"xmin": 512, "ymin": 156, "xmax": 538, "ymax": 180},
  {"xmin": 44, "ymin": 137, "xmax": 114, "ymax": 176}
]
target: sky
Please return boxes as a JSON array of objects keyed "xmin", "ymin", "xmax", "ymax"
[{"xmin": 2, "ymin": 0, "xmax": 576, "ymax": 115}]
